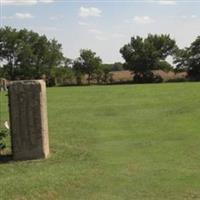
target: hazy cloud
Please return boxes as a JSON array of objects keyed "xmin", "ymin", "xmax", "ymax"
[
  {"xmin": 15, "ymin": 12, "xmax": 34, "ymax": 19},
  {"xmin": 149, "ymin": 0, "xmax": 177, "ymax": 5},
  {"xmin": 78, "ymin": 21, "xmax": 90, "ymax": 26},
  {"xmin": 191, "ymin": 15, "xmax": 198, "ymax": 19},
  {"xmin": 158, "ymin": 0, "xmax": 177, "ymax": 5},
  {"xmin": 180, "ymin": 15, "xmax": 198, "ymax": 19},
  {"xmin": 1, "ymin": 0, "xmax": 54, "ymax": 5},
  {"xmin": 79, "ymin": 6, "xmax": 102, "ymax": 18},
  {"xmin": 133, "ymin": 16, "xmax": 155, "ymax": 24},
  {"xmin": 2, "ymin": 12, "xmax": 34, "ymax": 19},
  {"xmin": 88, "ymin": 29, "xmax": 102, "ymax": 34}
]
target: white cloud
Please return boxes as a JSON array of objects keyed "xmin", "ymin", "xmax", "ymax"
[
  {"xmin": 88, "ymin": 29, "xmax": 102, "ymax": 34},
  {"xmin": 133, "ymin": 16, "xmax": 155, "ymax": 24},
  {"xmin": 157, "ymin": 0, "xmax": 177, "ymax": 5},
  {"xmin": 15, "ymin": 12, "xmax": 34, "ymax": 19},
  {"xmin": 79, "ymin": 6, "xmax": 102, "ymax": 18},
  {"xmin": 2, "ymin": 12, "xmax": 34, "ymax": 19},
  {"xmin": 39, "ymin": 0, "xmax": 54, "ymax": 3},
  {"xmin": 2, "ymin": 0, "xmax": 37, "ymax": 5},
  {"xmin": 180, "ymin": 15, "xmax": 187, "ymax": 19},
  {"xmin": 179, "ymin": 15, "xmax": 198, "ymax": 20},
  {"xmin": 2, "ymin": 15, "xmax": 13, "ymax": 19},
  {"xmin": 78, "ymin": 21, "xmax": 89, "ymax": 26},
  {"xmin": 1, "ymin": 0, "xmax": 54, "ymax": 5},
  {"xmin": 191, "ymin": 15, "xmax": 198, "ymax": 19},
  {"xmin": 87, "ymin": 29, "xmax": 108, "ymax": 41},
  {"xmin": 149, "ymin": 0, "xmax": 177, "ymax": 5},
  {"xmin": 124, "ymin": 19, "xmax": 131, "ymax": 24},
  {"xmin": 95, "ymin": 35, "xmax": 108, "ymax": 41}
]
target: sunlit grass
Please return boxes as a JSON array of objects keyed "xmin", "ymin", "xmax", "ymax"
[{"xmin": 1, "ymin": 83, "xmax": 200, "ymax": 200}]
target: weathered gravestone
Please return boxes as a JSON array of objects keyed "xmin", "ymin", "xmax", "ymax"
[{"xmin": 8, "ymin": 80, "xmax": 49, "ymax": 160}]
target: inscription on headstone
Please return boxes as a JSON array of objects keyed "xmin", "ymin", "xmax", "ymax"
[{"xmin": 8, "ymin": 80, "xmax": 49, "ymax": 160}]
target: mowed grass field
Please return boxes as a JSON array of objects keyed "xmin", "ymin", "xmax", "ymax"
[{"xmin": 1, "ymin": 83, "xmax": 200, "ymax": 200}]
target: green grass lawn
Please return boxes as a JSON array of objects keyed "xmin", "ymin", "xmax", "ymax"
[{"xmin": 1, "ymin": 83, "xmax": 200, "ymax": 200}]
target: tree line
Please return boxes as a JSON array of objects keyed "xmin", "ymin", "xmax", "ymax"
[{"xmin": 0, "ymin": 26, "xmax": 200, "ymax": 85}]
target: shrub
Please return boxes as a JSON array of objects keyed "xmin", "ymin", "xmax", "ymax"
[{"xmin": 134, "ymin": 71, "xmax": 163, "ymax": 83}]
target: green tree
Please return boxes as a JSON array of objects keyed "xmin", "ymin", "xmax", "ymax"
[
  {"xmin": 157, "ymin": 60, "xmax": 174, "ymax": 72},
  {"xmin": 0, "ymin": 27, "xmax": 20, "ymax": 79},
  {"xmin": 73, "ymin": 60, "xmax": 84, "ymax": 85},
  {"xmin": 52, "ymin": 67, "xmax": 74, "ymax": 86},
  {"xmin": 92, "ymin": 67, "xmax": 103, "ymax": 84},
  {"xmin": 173, "ymin": 48, "xmax": 188, "ymax": 72},
  {"xmin": 120, "ymin": 34, "xmax": 176, "ymax": 83},
  {"xmin": 73, "ymin": 49, "xmax": 102, "ymax": 85},
  {"xmin": 102, "ymin": 62, "xmax": 124, "ymax": 72},
  {"xmin": 51, "ymin": 58, "xmax": 74, "ymax": 86},
  {"xmin": 174, "ymin": 36, "xmax": 200, "ymax": 80},
  {"xmin": 100, "ymin": 64, "xmax": 113, "ymax": 83},
  {"xmin": 0, "ymin": 27, "xmax": 64, "ymax": 82},
  {"xmin": 112, "ymin": 62, "xmax": 124, "ymax": 71}
]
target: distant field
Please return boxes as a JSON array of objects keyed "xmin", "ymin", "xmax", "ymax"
[
  {"xmin": 1, "ymin": 83, "xmax": 200, "ymax": 200},
  {"xmin": 110, "ymin": 70, "xmax": 187, "ymax": 83},
  {"xmin": 82, "ymin": 70, "xmax": 187, "ymax": 84}
]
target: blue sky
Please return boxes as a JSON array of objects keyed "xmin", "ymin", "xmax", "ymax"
[{"xmin": 1, "ymin": 0, "xmax": 200, "ymax": 63}]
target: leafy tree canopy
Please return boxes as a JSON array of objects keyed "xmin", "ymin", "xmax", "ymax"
[
  {"xmin": 120, "ymin": 34, "xmax": 176, "ymax": 74},
  {"xmin": 174, "ymin": 36, "xmax": 200, "ymax": 80},
  {"xmin": 73, "ymin": 49, "xmax": 102, "ymax": 84},
  {"xmin": 0, "ymin": 26, "xmax": 64, "ymax": 80},
  {"xmin": 102, "ymin": 62, "xmax": 124, "ymax": 72}
]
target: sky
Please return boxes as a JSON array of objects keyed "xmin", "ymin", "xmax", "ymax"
[{"xmin": 1, "ymin": 0, "xmax": 200, "ymax": 63}]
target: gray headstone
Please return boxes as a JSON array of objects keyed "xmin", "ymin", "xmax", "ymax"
[{"xmin": 8, "ymin": 80, "xmax": 49, "ymax": 160}]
